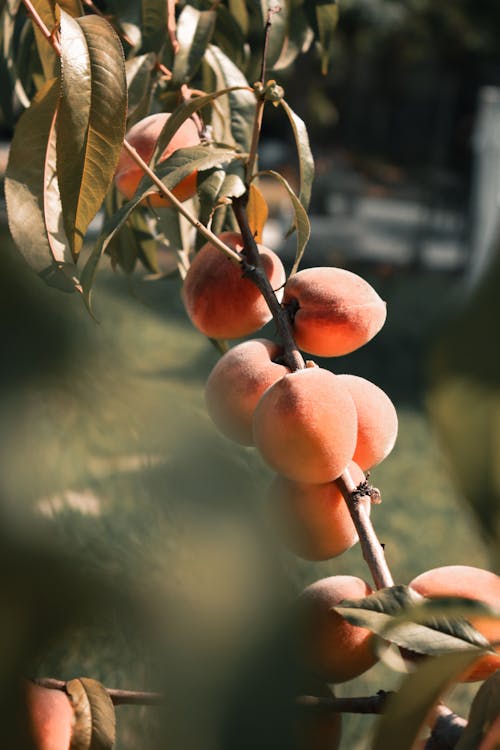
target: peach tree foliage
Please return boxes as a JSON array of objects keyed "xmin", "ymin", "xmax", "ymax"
[{"xmin": 2, "ymin": 1, "xmax": 500, "ymax": 749}]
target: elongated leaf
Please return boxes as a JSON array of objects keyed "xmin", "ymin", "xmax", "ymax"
[
  {"xmin": 255, "ymin": 169, "xmax": 310, "ymax": 272},
  {"xmin": 261, "ymin": 0, "xmax": 288, "ymax": 70},
  {"xmin": 81, "ymin": 145, "xmax": 241, "ymax": 303},
  {"xmin": 272, "ymin": 0, "xmax": 314, "ymax": 71},
  {"xmin": 335, "ymin": 585, "xmax": 494, "ymax": 657},
  {"xmin": 67, "ymin": 677, "xmax": 116, "ymax": 750},
  {"xmin": 151, "ymin": 85, "xmax": 251, "ymax": 166},
  {"xmin": 228, "ymin": 0, "xmax": 248, "ymax": 35},
  {"xmin": 172, "ymin": 5, "xmax": 216, "ymax": 86},
  {"xmin": 456, "ymin": 672, "xmax": 500, "ymax": 749},
  {"xmin": 0, "ymin": 0, "xmax": 28, "ymax": 122},
  {"xmin": 57, "ymin": 11, "xmax": 127, "ymax": 259},
  {"xmin": 280, "ymin": 99, "xmax": 314, "ymax": 212},
  {"xmin": 372, "ymin": 651, "xmax": 483, "ymax": 750},
  {"xmin": 5, "ymin": 78, "xmax": 79, "ymax": 292},
  {"xmin": 247, "ymin": 182, "xmax": 268, "ymax": 242},
  {"xmin": 213, "ymin": 4, "xmax": 246, "ymax": 69},
  {"xmin": 140, "ymin": 0, "xmax": 167, "ymax": 53},
  {"xmin": 316, "ymin": 1, "xmax": 339, "ymax": 75},
  {"xmin": 125, "ymin": 52, "xmax": 155, "ymax": 127},
  {"xmin": 204, "ymin": 44, "xmax": 255, "ymax": 151}
]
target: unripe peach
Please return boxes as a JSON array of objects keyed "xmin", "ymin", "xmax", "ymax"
[
  {"xmin": 205, "ymin": 339, "xmax": 290, "ymax": 445},
  {"xmin": 283, "ymin": 267, "xmax": 386, "ymax": 356},
  {"xmin": 409, "ymin": 566, "xmax": 500, "ymax": 681},
  {"xmin": 182, "ymin": 232, "xmax": 286, "ymax": 339},
  {"xmin": 270, "ymin": 461, "xmax": 370, "ymax": 560},
  {"xmin": 114, "ymin": 113, "xmax": 200, "ymax": 206},
  {"xmin": 337, "ymin": 375, "xmax": 398, "ymax": 470},
  {"xmin": 297, "ymin": 576, "xmax": 378, "ymax": 683},
  {"xmin": 24, "ymin": 682, "xmax": 74, "ymax": 750},
  {"xmin": 253, "ymin": 367, "xmax": 358, "ymax": 483}
]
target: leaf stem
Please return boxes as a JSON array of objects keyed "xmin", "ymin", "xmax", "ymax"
[{"xmin": 167, "ymin": 0, "xmax": 180, "ymax": 54}]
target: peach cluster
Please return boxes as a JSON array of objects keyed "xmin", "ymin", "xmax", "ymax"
[{"xmin": 184, "ymin": 249, "xmax": 397, "ymax": 687}]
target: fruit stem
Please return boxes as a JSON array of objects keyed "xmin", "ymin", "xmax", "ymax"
[
  {"xmin": 336, "ymin": 467, "xmax": 395, "ymax": 590},
  {"xmin": 231, "ymin": 194, "xmax": 305, "ymax": 372},
  {"xmin": 31, "ymin": 678, "xmax": 163, "ymax": 706}
]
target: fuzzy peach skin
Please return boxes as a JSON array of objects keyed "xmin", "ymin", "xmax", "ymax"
[
  {"xmin": 182, "ymin": 232, "xmax": 286, "ymax": 339},
  {"xmin": 409, "ymin": 566, "xmax": 500, "ymax": 682},
  {"xmin": 337, "ymin": 375, "xmax": 398, "ymax": 470},
  {"xmin": 25, "ymin": 682, "xmax": 74, "ymax": 750},
  {"xmin": 297, "ymin": 576, "xmax": 378, "ymax": 683},
  {"xmin": 114, "ymin": 113, "xmax": 200, "ymax": 207},
  {"xmin": 205, "ymin": 339, "xmax": 290, "ymax": 445},
  {"xmin": 283, "ymin": 267, "xmax": 387, "ymax": 357},
  {"xmin": 270, "ymin": 461, "xmax": 370, "ymax": 560},
  {"xmin": 253, "ymin": 368, "xmax": 358, "ymax": 484}
]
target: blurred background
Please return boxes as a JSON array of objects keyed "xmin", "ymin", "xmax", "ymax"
[{"xmin": 0, "ymin": 0, "xmax": 499, "ymax": 747}]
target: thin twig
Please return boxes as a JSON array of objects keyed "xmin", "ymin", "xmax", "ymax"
[
  {"xmin": 296, "ymin": 691, "xmax": 391, "ymax": 715},
  {"xmin": 246, "ymin": 5, "xmax": 281, "ymax": 182},
  {"xmin": 32, "ymin": 678, "xmax": 163, "ymax": 706},
  {"xmin": 167, "ymin": 0, "xmax": 179, "ymax": 54},
  {"xmin": 23, "ymin": 0, "xmax": 61, "ymax": 54}
]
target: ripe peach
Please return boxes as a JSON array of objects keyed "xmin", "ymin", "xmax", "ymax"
[
  {"xmin": 337, "ymin": 374, "xmax": 398, "ymax": 470},
  {"xmin": 297, "ymin": 576, "xmax": 378, "ymax": 683},
  {"xmin": 182, "ymin": 232, "xmax": 286, "ymax": 339},
  {"xmin": 270, "ymin": 461, "xmax": 370, "ymax": 560},
  {"xmin": 205, "ymin": 339, "xmax": 290, "ymax": 445},
  {"xmin": 409, "ymin": 566, "xmax": 500, "ymax": 681},
  {"xmin": 114, "ymin": 113, "xmax": 200, "ymax": 206},
  {"xmin": 253, "ymin": 367, "xmax": 357, "ymax": 484},
  {"xmin": 283, "ymin": 267, "xmax": 387, "ymax": 356},
  {"xmin": 24, "ymin": 682, "xmax": 74, "ymax": 750}
]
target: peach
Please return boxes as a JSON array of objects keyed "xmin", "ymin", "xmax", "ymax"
[
  {"xmin": 283, "ymin": 267, "xmax": 387, "ymax": 356},
  {"xmin": 114, "ymin": 113, "xmax": 200, "ymax": 206},
  {"xmin": 297, "ymin": 576, "xmax": 378, "ymax": 683},
  {"xmin": 409, "ymin": 566, "xmax": 500, "ymax": 681},
  {"xmin": 253, "ymin": 367, "xmax": 357, "ymax": 484},
  {"xmin": 337, "ymin": 374, "xmax": 398, "ymax": 470},
  {"xmin": 205, "ymin": 339, "xmax": 290, "ymax": 445},
  {"xmin": 182, "ymin": 232, "xmax": 286, "ymax": 339},
  {"xmin": 24, "ymin": 682, "xmax": 74, "ymax": 750},
  {"xmin": 270, "ymin": 461, "xmax": 370, "ymax": 560}
]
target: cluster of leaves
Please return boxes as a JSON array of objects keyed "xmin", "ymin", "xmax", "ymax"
[{"xmin": 0, "ymin": 0, "xmax": 339, "ymax": 308}]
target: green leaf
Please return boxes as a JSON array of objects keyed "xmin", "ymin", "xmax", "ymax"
[
  {"xmin": 150, "ymin": 85, "xmax": 251, "ymax": 166},
  {"xmin": 140, "ymin": 0, "xmax": 167, "ymax": 54},
  {"xmin": 261, "ymin": 0, "xmax": 288, "ymax": 71},
  {"xmin": 172, "ymin": 5, "xmax": 216, "ymax": 86},
  {"xmin": 4, "ymin": 78, "xmax": 79, "ymax": 292},
  {"xmin": 125, "ymin": 52, "xmax": 155, "ymax": 127},
  {"xmin": 279, "ymin": 99, "xmax": 315, "ymax": 212},
  {"xmin": 67, "ymin": 677, "xmax": 116, "ymax": 750},
  {"xmin": 81, "ymin": 145, "xmax": 241, "ymax": 304},
  {"xmin": 315, "ymin": 1, "xmax": 339, "ymax": 75},
  {"xmin": 335, "ymin": 585, "xmax": 494, "ymax": 657},
  {"xmin": 456, "ymin": 672, "xmax": 500, "ymax": 749},
  {"xmin": 228, "ymin": 0, "xmax": 249, "ymax": 36},
  {"xmin": 0, "ymin": 0, "xmax": 28, "ymax": 123},
  {"xmin": 213, "ymin": 4, "xmax": 246, "ymax": 69},
  {"xmin": 272, "ymin": 0, "xmax": 314, "ymax": 71},
  {"xmin": 204, "ymin": 44, "xmax": 255, "ymax": 151},
  {"xmin": 247, "ymin": 182, "xmax": 268, "ymax": 242},
  {"xmin": 254, "ymin": 169, "xmax": 311, "ymax": 273},
  {"xmin": 57, "ymin": 11, "xmax": 127, "ymax": 259},
  {"xmin": 372, "ymin": 651, "xmax": 483, "ymax": 750}
]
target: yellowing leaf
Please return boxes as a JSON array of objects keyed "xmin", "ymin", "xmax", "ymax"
[{"xmin": 247, "ymin": 183, "xmax": 268, "ymax": 242}]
